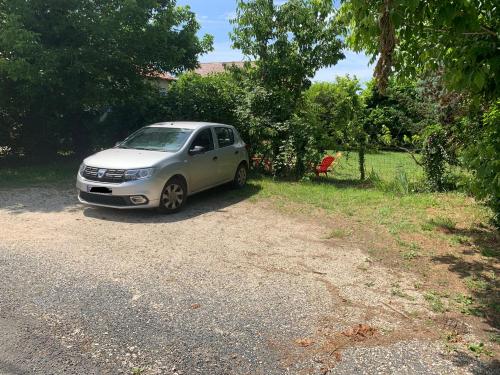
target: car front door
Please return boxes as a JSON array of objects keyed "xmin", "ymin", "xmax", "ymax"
[
  {"xmin": 214, "ymin": 126, "xmax": 238, "ymax": 182},
  {"xmin": 187, "ymin": 128, "xmax": 219, "ymax": 192}
]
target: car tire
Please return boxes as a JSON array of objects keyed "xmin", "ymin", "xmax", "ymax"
[
  {"xmin": 158, "ymin": 176, "xmax": 187, "ymax": 214},
  {"xmin": 233, "ymin": 162, "xmax": 248, "ymax": 189}
]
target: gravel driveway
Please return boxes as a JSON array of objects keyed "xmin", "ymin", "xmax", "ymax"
[{"xmin": 0, "ymin": 186, "xmax": 496, "ymax": 374}]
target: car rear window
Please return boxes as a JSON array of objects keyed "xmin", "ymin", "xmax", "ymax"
[{"xmin": 215, "ymin": 127, "xmax": 234, "ymax": 148}]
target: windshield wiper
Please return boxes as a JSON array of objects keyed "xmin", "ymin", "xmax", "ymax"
[{"xmin": 130, "ymin": 147, "xmax": 157, "ymax": 151}]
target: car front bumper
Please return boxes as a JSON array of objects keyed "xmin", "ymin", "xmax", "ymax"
[{"xmin": 76, "ymin": 174, "xmax": 162, "ymax": 209}]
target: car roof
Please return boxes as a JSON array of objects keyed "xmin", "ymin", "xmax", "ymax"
[{"xmin": 147, "ymin": 121, "xmax": 232, "ymax": 130}]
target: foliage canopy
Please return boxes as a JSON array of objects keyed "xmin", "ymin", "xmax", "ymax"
[
  {"xmin": 340, "ymin": 0, "xmax": 500, "ymax": 98},
  {"xmin": 0, "ymin": 0, "xmax": 212, "ymax": 157}
]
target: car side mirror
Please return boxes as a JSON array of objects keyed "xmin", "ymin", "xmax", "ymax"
[{"xmin": 189, "ymin": 145, "xmax": 206, "ymax": 155}]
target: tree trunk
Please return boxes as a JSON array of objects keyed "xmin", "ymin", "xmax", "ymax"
[{"xmin": 359, "ymin": 144, "xmax": 366, "ymax": 181}]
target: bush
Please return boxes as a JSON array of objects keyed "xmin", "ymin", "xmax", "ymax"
[
  {"xmin": 164, "ymin": 72, "xmax": 243, "ymax": 129},
  {"xmin": 464, "ymin": 101, "xmax": 500, "ymax": 228},
  {"xmin": 421, "ymin": 125, "xmax": 449, "ymax": 191}
]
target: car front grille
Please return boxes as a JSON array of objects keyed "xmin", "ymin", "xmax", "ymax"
[
  {"xmin": 79, "ymin": 191, "xmax": 131, "ymax": 206},
  {"xmin": 82, "ymin": 166, "xmax": 125, "ymax": 183}
]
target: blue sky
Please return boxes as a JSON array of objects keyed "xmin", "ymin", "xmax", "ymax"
[{"xmin": 176, "ymin": 0, "xmax": 374, "ymax": 83}]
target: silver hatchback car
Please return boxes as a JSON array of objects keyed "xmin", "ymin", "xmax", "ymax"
[{"xmin": 76, "ymin": 122, "xmax": 249, "ymax": 213}]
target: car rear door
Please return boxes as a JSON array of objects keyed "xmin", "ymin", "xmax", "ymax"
[
  {"xmin": 187, "ymin": 128, "xmax": 219, "ymax": 192},
  {"xmin": 214, "ymin": 126, "xmax": 240, "ymax": 182}
]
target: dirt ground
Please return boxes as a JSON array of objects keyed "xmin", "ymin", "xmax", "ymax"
[{"xmin": 0, "ymin": 186, "xmax": 498, "ymax": 374}]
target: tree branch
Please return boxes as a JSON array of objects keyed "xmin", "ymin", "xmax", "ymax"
[
  {"xmin": 396, "ymin": 146, "xmax": 423, "ymax": 166},
  {"xmin": 422, "ymin": 26, "xmax": 498, "ymax": 38},
  {"xmin": 480, "ymin": 26, "xmax": 498, "ymax": 38}
]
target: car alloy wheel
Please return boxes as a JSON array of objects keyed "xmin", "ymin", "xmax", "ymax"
[
  {"xmin": 233, "ymin": 163, "xmax": 247, "ymax": 188},
  {"xmin": 159, "ymin": 177, "xmax": 187, "ymax": 213}
]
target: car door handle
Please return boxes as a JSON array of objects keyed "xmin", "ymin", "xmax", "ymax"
[
  {"xmin": 235, "ymin": 150, "xmax": 239, "ymax": 154},
  {"xmin": 212, "ymin": 156, "xmax": 218, "ymax": 161}
]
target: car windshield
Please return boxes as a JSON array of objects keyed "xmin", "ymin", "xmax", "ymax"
[{"xmin": 118, "ymin": 127, "xmax": 193, "ymax": 152}]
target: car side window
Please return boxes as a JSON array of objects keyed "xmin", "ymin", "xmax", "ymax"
[
  {"xmin": 190, "ymin": 128, "xmax": 214, "ymax": 151},
  {"xmin": 215, "ymin": 127, "xmax": 235, "ymax": 148}
]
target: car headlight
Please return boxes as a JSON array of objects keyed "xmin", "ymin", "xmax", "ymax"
[
  {"xmin": 124, "ymin": 168, "xmax": 154, "ymax": 181},
  {"xmin": 79, "ymin": 163, "xmax": 86, "ymax": 176}
]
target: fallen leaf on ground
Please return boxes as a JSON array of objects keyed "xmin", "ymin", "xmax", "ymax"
[
  {"xmin": 190, "ymin": 303, "xmax": 201, "ymax": 309},
  {"xmin": 341, "ymin": 324, "xmax": 376, "ymax": 340},
  {"xmin": 295, "ymin": 338, "xmax": 314, "ymax": 347}
]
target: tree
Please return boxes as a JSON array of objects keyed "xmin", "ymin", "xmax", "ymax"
[
  {"xmin": 340, "ymin": 0, "xmax": 499, "ymax": 98},
  {"xmin": 230, "ymin": 0, "xmax": 344, "ymax": 177},
  {"xmin": 304, "ymin": 77, "xmax": 362, "ymax": 148},
  {"xmin": 165, "ymin": 72, "xmax": 244, "ymax": 131},
  {"xmin": 0, "ymin": 0, "xmax": 212, "ymax": 158},
  {"xmin": 305, "ymin": 76, "xmax": 370, "ymax": 178}
]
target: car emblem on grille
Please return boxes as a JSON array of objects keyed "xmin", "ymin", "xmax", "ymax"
[{"xmin": 97, "ymin": 169, "xmax": 107, "ymax": 179}]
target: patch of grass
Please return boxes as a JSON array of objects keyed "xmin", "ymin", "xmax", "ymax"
[
  {"xmin": 442, "ymin": 331, "xmax": 462, "ymax": 353},
  {"xmin": 480, "ymin": 247, "xmax": 499, "ymax": 258},
  {"xmin": 391, "ymin": 286, "xmax": 414, "ymax": 300},
  {"xmin": 421, "ymin": 222, "xmax": 435, "ymax": 231},
  {"xmin": 453, "ymin": 294, "xmax": 485, "ymax": 317},
  {"xmin": 131, "ymin": 368, "xmax": 145, "ymax": 375},
  {"xmin": 489, "ymin": 333, "xmax": 500, "ymax": 343},
  {"xmin": 468, "ymin": 342, "xmax": 493, "ymax": 357},
  {"xmin": 396, "ymin": 239, "xmax": 421, "ymax": 260},
  {"xmin": 324, "ymin": 228, "xmax": 349, "ymax": 239},
  {"xmin": 424, "ymin": 291, "xmax": 446, "ymax": 313},
  {"xmin": 424, "ymin": 216, "xmax": 457, "ymax": 231},
  {"xmin": 464, "ymin": 276, "xmax": 490, "ymax": 292},
  {"xmin": 489, "ymin": 301, "xmax": 500, "ymax": 314},
  {"xmin": 402, "ymin": 249, "xmax": 419, "ymax": 261},
  {"xmin": 0, "ymin": 159, "xmax": 79, "ymax": 188},
  {"xmin": 389, "ymin": 220, "xmax": 417, "ymax": 234},
  {"xmin": 448, "ymin": 235, "xmax": 471, "ymax": 246}
]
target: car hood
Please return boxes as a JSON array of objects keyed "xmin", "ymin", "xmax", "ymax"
[{"xmin": 84, "ymin": 148, "xmax": 172, "ymax": 169}]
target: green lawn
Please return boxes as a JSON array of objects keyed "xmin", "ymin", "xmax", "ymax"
[
  {"xmin": 328, "ymin": 150, "xmax": 424, "ymax": 182},
  {"xmin": 250, "ymin": 176, "xmax": 489, "ymax": 231}
]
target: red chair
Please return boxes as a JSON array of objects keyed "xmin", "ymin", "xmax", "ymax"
[{"xmin": 315, "ymin": 155, "xmax": 336, "ymax": 176}]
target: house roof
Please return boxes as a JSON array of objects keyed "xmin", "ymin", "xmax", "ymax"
[
  {"xmin": 151, "ymin": 72, "xmax": 176, "ymax": 81},
  {"xmin": 194, "ymin": 61, "xmax": 246, "ymax": 76},
  {"xmin": 149, "ymin": 61, "xmax": 247, "ymax": 81}
]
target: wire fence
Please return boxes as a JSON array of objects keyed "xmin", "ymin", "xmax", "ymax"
[{"xmin": 328, "ymin": 150, "xmax": 424, "ymax": 184}]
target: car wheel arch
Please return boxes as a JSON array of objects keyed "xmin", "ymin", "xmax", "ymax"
[
  {"xmin": 236, "ymin": 160, "xmax": 248, "ymax": 174},
  {"xmin": 167, "ymin": 173, "xmax": 188, "ymax": 191}
]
